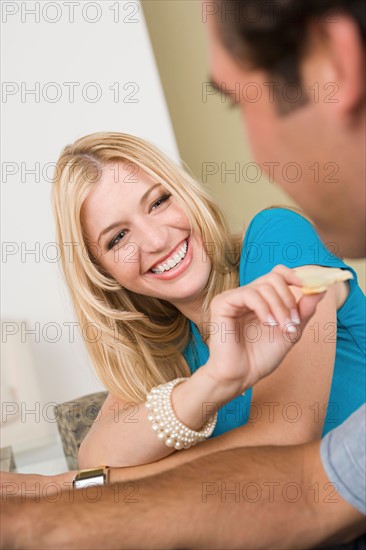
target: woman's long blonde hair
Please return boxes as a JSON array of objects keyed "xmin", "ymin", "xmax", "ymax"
[{"xmin": 52, "ymin": 132, "xmax": 241, "ymax": 402}]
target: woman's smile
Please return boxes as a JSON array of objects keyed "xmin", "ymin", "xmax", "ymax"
[{"xmin": 145, "ymin": 237, "xmax": 192, "ymax": 280}]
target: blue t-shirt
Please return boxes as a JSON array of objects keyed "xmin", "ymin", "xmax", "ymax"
[{"xmin": 183, "ymin": 208, "xmax": 366, "ymax": 438}]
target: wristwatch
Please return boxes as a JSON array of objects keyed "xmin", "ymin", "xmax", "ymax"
[{"xmin": 72, "ymin": 466, "xmax": 110, "ymax": 489}]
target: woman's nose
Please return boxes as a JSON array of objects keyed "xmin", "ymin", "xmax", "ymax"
[{"xmin": 137, "ymin": 223, "xmax": 169, "ymax": 253}]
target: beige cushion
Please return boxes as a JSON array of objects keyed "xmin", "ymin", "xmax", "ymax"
[
  {"xmin": 54, "ymin": 392, "xmax": 108, "ymax": 470},
  {"xmin": 0, "ymin": 446, "xmax": 17, "ymax": 472}
]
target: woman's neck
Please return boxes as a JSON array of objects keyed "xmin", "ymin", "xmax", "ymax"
[{"xmin": 176, "ymin": 299, "xmax": 205, "ymax": 328}]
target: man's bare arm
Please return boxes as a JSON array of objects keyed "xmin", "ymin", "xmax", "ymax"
[
  {"xmin": 2, "ymin": 441, "xmax": 364, "ymax": 550},
  {"xmin": 0, "ymin": 418, "xmax": 285, "ymax": 496}
]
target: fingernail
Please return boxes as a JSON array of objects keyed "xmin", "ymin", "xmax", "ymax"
[
  {"xmin": 290, "ymin": 308, "xmax": 301, "ymax": 324},
  {"xmin": 266, "ymin": 315, "xmax": 278, "ymax": 325},
  {"xmin": 285, "ymin": 319, "xmax": 297, "ymax": 332}
]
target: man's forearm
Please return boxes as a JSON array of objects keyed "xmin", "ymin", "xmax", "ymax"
[
  {"xmin": 0, "ymin": 423, "xmax": 263, "ymax": 501},
  {"xmin": 2, "ymin": 442, "xmax": 364, "ymax": 549}
]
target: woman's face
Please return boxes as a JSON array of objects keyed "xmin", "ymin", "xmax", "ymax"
[{"xmin": 81, "ymin": 162, "xmax": 212, "ymax": 312}]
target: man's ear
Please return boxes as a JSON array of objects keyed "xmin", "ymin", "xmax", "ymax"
[{"xmin": 301, "ymin": 13, "xmax": 365, "ymax": 120}]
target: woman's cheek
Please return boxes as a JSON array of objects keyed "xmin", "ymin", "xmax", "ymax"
[
  {"xmin": 122, "ymin": 242, "xmax": 140, "ymax": 265},
  {"xmin": 102, "ymin": 249, "xmax": 138, "ymax": 284},
  {"xmin": 170, "ymin": 205, "xmax": 190, "ymax": 225},
  {"xmin": 107, "ymin": 243, "xmax": 135, "ymax": 268}
]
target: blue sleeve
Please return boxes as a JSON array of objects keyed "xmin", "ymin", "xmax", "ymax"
[
  {"xmin": 320, "ymin": 404, "xmax": 366, "ymax": 515},
  {"xmin": 240, "ymin": 208, "xmax": 357, "ymax": 286}
]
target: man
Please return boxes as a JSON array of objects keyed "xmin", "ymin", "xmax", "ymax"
[
  {"xmin": 1, "ymin": 1, "xmax": 365, "ymax": 547},
  {"xmin": 206, "ymin": 0, "xmax": 365, "ymax": 259}
]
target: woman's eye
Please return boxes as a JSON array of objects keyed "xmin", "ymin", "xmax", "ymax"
[
  {"xmin": 151, "ymin": 193, "xmax": 171, "ymax": 211},
  {"xmin": 107, "ymin": 194, "xmax": 171, "ymax": 250},
  {"xmin": 109, "ymin": 230, "xmax": 127, "ymax": 250}
]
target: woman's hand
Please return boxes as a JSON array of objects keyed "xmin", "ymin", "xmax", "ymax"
[{"xmin": 203, "ymin": 264, "xmax": 326, "ymax": 396}]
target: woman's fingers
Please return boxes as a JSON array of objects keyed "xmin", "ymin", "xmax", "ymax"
[
  {"xmin": 210, "ymin": 265, "xmax": 319, "ymax": 331},
  {"xmin": 272, "ymin": 264, "xmax": 303, "ymax": 287},
  {"xmin": 270, "ymin": 266, "xmax": 326, "ymax": 325},
  {"xmin": 250, "ymin": 267, "xmax": 300, "ymax": 328},
  {"xmin": 255, "ymin": 280, "xmax": 298, "ymax": 328},
  {"xmin": 211, "ymin": 287, "xmax": 273, "ymax": 325},
  {"xmin": 211, "ymin": 285, "xmax": 297, "ymax": 330},
  {"xmin": 298, "ymin": 292, "xmax": 326, "ymax": 322}
]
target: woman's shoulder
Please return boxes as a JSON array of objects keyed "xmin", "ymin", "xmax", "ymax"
[
  {"xmin": 240, "ymin": 207, "xmax": 354, "ymax": 284},
  {"xmin": 241, "ymin": 206, "xmax": 323, "ymax": 261},
  {"xmin": 244, "ymin": 207, "xmax": 313, "ymax": 240}
]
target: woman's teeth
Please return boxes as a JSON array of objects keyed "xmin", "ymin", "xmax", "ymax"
[{"xmin": 151, "ymin": 240, "xmax": 188, "ymax": 273}]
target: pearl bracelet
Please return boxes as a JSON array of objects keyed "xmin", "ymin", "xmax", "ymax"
[{"xmin": 145, "ymin": 377, "xmax": 218, "ymax": 451}]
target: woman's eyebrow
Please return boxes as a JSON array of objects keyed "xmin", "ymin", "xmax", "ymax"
[{"xmin": 97, "ymin": 183, "xmax": 162, "ymax": 244}]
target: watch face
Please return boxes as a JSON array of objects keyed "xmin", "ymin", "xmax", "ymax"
[{"xmin": 73, "ymin": 472, "xmax": 106, "ymax": 489}]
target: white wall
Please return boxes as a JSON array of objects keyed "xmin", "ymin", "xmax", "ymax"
[{"xmin": 1, "ymin": 0, "xmax": 179, "ymax": 450}]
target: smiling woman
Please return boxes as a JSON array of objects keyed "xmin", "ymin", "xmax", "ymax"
[
  {"xmin": 80, "ymin": 163, "xmax": 212, "ymax": 309},
  {"xmin": 50, "ymin": 131, "xmax": 365, "ymax": 469},
  {"xmin": 53, "ymin": 132, "xmax": 239, "ymax": 406}
]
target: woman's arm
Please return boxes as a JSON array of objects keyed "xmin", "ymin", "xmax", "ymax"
[
  {"xmin": 79, "ymin": 265, "xmax": 327, "ymax": 468},
  {"xmin": 247, "ymin": 281, "xmax": 338, "ymax": 444},
  {"xmin": 0, "ymin": 281, "xmax": 341, "ymax": 492},
  {"xmin": 88, "ymin": 278, "xmax": 337, "ymax": 480},
  {"xmin": 78, "ymin": 365, "xmax": 242, "ymax": 468},
  {"xmin": 148, "ymin": 286, "xmax": 339, "ymax": 478}
]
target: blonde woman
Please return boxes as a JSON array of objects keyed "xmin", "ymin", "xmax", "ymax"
[{"xmin": 50, "ymin": 131, "xmax": 364, "ymax": 469}]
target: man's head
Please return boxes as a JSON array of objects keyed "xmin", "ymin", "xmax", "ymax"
[{"xmin": 204, "ymin": 0, "xmax": 365, "ymax": 257}]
